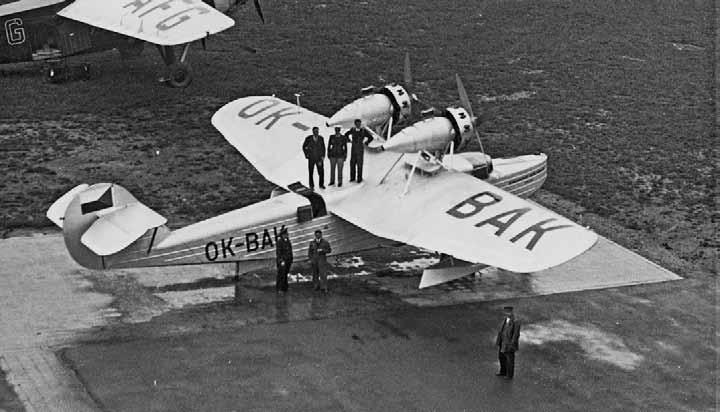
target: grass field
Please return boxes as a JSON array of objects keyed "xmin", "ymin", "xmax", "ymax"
[{"xmin": 0, "ymin": 0, "xmax": 716, "ymax": 277}]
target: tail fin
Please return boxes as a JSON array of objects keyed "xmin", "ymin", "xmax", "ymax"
[{"xmin": 47, "ymin": 183, "xmax": 167, "ymax": 269}]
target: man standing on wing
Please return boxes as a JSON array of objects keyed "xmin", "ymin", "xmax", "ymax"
[
  {"xmin": 327, "ymin": 126, "xmax": 349, "ymax": 187},
  {"xmin": 345, "ymin": 119, "xmax": 373, "ymax": 183},
  {"xmin": 302, "ymin": 126, "xmax": 326, "ymax": 190}
]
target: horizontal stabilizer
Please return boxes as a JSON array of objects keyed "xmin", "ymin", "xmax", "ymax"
[
  {"xmin": 419, "ymin": 264, "xmax": 486, "ymax": 289},
  {"xmin": 46, "ymin": 184, "xmax": 89, "ymax": 228},
  {"xmin": 81, "ymin": 202, "xmax": 167, "ymax": 256}
]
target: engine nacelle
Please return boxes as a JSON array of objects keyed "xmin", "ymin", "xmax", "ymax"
[
  {"xmin": 444, "ymin": 107, "xmax": 475, "ymax": 149},
  {"xmin": 327, "ymin": 84, "xmax": 412, "ymax": 130},
  {"xmin": 382, "ymin": 106, "xmax": 474, "ymax": 153}
]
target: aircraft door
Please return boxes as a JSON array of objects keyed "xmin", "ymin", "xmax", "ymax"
[
  {"xmin": 288, "ymin": 182, "xmax": 327, "ymax": 222},
  {"xmin": 56, "ymin": 20, "xmax": 92, "ymax": 56}
]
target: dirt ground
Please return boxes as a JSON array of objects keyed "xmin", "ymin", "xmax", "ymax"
[
  {"xmin": 0, "ymin": 0, "xmax": 715, "ymax": 272},
  {"xmin": 0, "ymin": 0, "xmax": 716, "ymax": 410}
]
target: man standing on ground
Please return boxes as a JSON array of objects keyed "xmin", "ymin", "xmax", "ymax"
[
  {"xmin": 327, "ymin": 126, "xmax": 349, "ymax": 187},
  {"xmin": 275, "ymin": 228, "xmax": 293, "ymax": 294},
  {"xmin": 308, "ymin": 230, "xmax": 331, "ymax": 293},
  {"xmin": 302, "ymin": 126, "xmax": 326, "ymax": 189},
  {"xmin": 496, "ymin": 305, "xmax": 521, "ymax": 380},
  {"xmin": 345, "ymin": 119, "xmax": 373, "ymax": 183}
]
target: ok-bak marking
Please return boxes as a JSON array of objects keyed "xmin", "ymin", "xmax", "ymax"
[
  {"xmin": 446, "ymin": 192, "xmax": 572, "ymax": 250},
  {"xmin": 237, "ymin": 98, "xmax": 306, "ymax": 130},
  {"xmin": 204, "ymin": 225, "xmax": 286, "ymax": 261}
]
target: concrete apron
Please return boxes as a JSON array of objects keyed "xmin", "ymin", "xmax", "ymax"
[{"xmin": 0, "ymin": 233, "xmax": 680, "ymax": 412}]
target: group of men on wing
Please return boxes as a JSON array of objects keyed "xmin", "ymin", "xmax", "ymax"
[{"xmin": 302, "ymin": 119, "xmax": 373, "ymax": 189}]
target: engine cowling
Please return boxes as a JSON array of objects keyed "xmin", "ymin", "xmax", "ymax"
[
  {"xmin": 382, "ymin": 106, "xmax": 474, "ymax": 153},
  {"xmin": 327, "ymin": 84, "xmax": 412, "ymax": 129}
]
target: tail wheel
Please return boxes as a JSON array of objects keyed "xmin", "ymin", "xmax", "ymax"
[{"xmin": 166, "ymin": 62, "xmax": 192, "ymax": 88}]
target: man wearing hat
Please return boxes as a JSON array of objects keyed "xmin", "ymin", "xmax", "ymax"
[
  {"xmin": 496, "ymin": 305, "xmax": 521, "ymax": 379},
  {"xmin": 275, "ymin": 227, "xmax": 293, "ymax": 294},
  {"xmin": 327, "ymin": 126, "xmax": 349, "ymax": 187}
]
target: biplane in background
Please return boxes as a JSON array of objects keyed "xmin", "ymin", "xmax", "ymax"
[
  {"xmin": 47, "ymin": 72, "xmax": 598, "ymax": 288},
  {"xmin": 0, "ymin": 0, "xmax": 264, "ymax": 87}
]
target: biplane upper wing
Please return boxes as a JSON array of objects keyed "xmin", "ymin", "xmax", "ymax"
[
  {"xmin": 213, "ymin": 96, "xmax": 598, "ymax": 273},
  {"xmin": 57, "ymin": 0, "xmax": 234, "ymax": 46}
]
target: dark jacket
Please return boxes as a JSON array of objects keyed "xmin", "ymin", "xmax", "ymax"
[
  {"xmin": 308, "ymin": 238, "xmax": 331, "ymax": 264},
  {"xmin": 276, "ymin": 236, "xmax": 293, "ymax": 267},
  {"xmin": 496, "ymin": 316, "xmax": 521, "ymax": 353},
  {"xmin": 327, "ymin": 133, "xmax": 349, "ymax": 159},
  {"xmin": 345, "ymin": 127, "xmax": 373, "ymax": 156},
  {"xmin": 303, "ymin": 134, "xmax": 326, "ymax": 161}
]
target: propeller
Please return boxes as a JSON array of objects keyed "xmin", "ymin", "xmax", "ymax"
[
  {"xmin": 403, "ymin": 52, "xmax": 437, "ymax": 116},
  {"xmin": 403, "ymin": 52, "xmax": 412, "ymax": 89},
  {"xmin": 456, "ymin": 74, "xmax": 486, "ymax": 157},
  {"xmin": 253, "ymin": 0, "xmax": 265, "ymax": 23}
]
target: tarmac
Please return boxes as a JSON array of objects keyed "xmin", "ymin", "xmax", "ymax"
[{"xmin": 1, "ymin": 232, "xmax": 714, "ymax": 412}]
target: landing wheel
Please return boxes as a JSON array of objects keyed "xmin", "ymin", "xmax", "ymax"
[
  {"xmin": 80, "ymin": 64, "xmax": 91, "ymax": 80},
  {"xmin": 46, "ymin": 65, "xmax": 65, "ymax": 83},
  {"xmin": 166, "ymin": 62, "xmax": 192, "ymax": 88}
]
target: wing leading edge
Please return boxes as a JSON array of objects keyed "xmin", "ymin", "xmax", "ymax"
[
  {"xmin": 58, "ymin": 0, "xmax": 234, "ymax": 46},
  {"xmin": 212, "ymin": 96, "xmax": 598, "ymax": 273}
]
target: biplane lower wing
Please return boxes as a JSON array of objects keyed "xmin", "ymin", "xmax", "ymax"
[
  {"xmin": 57, "ymin": 0, "xmax": 235, "ymax": 46},
  {"xmin": 212, "ymin": 96, "xmax": 598, "ymax": 273}
]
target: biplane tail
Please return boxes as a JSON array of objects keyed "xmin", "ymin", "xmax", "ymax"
[{"xmin": 47, "ymin": 183, "xmax": 168, "ymax": 269}]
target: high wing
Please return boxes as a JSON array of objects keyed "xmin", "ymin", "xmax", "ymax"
[
  {"xmin": 57, "ymin": 0, "xmax": 234, "ymax": 46},
  {"xmin": 212, "ymin": 96, "xmax": 598, "ymax": 273},
  {"xmin": 0, "ymin": 0, "xmax": 66, "ymax": 17}
]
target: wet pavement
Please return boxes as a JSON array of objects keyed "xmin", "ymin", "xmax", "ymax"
[{"xmin": 0, "ymin": 233, "xmax": 711, "ymax": 412}]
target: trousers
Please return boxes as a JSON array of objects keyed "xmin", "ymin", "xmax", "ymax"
[
  {"xmin": 307, "ymin": 159, "xmax": 324, "ymax": 188},
  {"xmin": 276, "ymin": 261, "xmax": 290, "ymax": 292},
  {"xmin": 329, "ymin": 157, "xmax": 345, "ymax": 185},
  {"xmin": 311, "ymin": 260, "xmax": 328, "ymax": 291},
  {"xmin": 349, "ymin": 153, "xmax": 363, "ymax": 182},
  {"xmin": 498, "ymin": 350, "xmax": 515, "ymax": 378}
]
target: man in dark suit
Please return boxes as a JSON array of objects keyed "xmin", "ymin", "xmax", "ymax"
[
  {"xmin": 308, "ymin": 229, "xmax": 331, "ymax": 293},
  {"xmin": 327, "ymin": 126, "xmax": 349, "ymax": 187},
  {"xmin": 344, "ymin": 119, "xmax": 373, "ymax": 183},
  {"xmin": 496, "ymin": 306, "xmax": 521, "ymax": 379},
  {"xmin": 275, "ymin": 228, "xmax": 293, "ymax": 294},
  {"xmin": 302, "ymin": 126, "xmax": 326, "ymax": 189}
]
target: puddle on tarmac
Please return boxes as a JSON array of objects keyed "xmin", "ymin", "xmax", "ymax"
[{"xmin": 522, "ymin": 320, "xmax": 643, "ymax": 370}]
